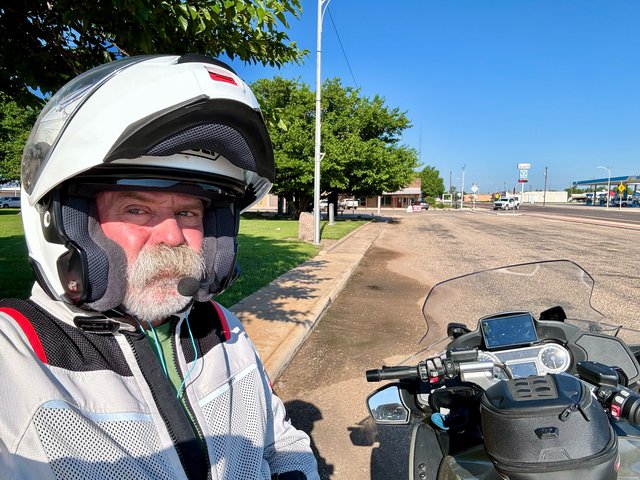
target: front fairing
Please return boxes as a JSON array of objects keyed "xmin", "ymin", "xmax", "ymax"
[
  {"xmin": 420, "ymin": 260, "xmax": 640, "ymax": 348},
  {"xmin": 416, "ymin": 261, "xmax": 640, "ymax": 479}
]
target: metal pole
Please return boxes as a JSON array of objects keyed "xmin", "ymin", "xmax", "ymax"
[
  {"xmin": 598, "ymin": 166, "xmax": 611, "ymax": 208},
  {"xmin": 313, "ymin": 0, "xmax": 325, "ymax": 244},
  {"xmin": 543, "ymin": 166, "xmax": 548, "ymax": 206},
  {"xmin": 460, "ymin": 165, "xmax": 465, "ymax": 209}
]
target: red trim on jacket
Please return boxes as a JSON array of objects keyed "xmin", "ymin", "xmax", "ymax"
[
  {"xmin": 211, "ymin": 302, "xmax": 231, "ymax": 341},
  {"xmin": 0, "ymin": 307, "xmax": 48, "ymax": 363}
]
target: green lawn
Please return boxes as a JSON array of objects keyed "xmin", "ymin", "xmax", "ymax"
[{"xmin": 0, "ymin": 210, "xmax": 367, "ymax": 307}]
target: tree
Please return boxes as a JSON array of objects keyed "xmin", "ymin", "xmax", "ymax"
[
  {"xmin": 419, "ymin": 165, "xmax": 445, "ymax": 199},
  {"xmin": 1, "ymin": 0, "xmax": 307, "ymax": 107},
  {"xmin": 252, "ymin": 76, "xmax": 419, "ymax": 217},
  {"xmin": 565, "ymin": 185, "xmax": 586, "ymax": 195},
  {"xmin": 0, "ymin": 93, "xmax": 38, "ymax": 183}
]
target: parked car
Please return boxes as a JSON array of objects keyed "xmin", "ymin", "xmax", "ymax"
[
  {"xmin": 611, "ymin": 195, "xmax": 640, "ymax": 208},
  {"xmin": 0, "ymin": 196, "xmax": 20, "ymax": 208},
  {"xmin": 411, "ymin": 198, "xmax": 430, "ymax": 211},
  {"xmin": 493, "ymin": 196, "xmax": 520, "ymax": 211},
  {"xmin": 340, "ymin": 198, "xmax": 359, "ymax": 210}
]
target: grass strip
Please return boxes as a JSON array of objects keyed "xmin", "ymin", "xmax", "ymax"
[{"xmin": 0, "ymin": 210, "xmax": 367, "ymax": 307}]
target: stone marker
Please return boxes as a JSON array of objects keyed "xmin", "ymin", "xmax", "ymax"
[{"xmin": 298, "ymin": 211, "xmax": 314, "ymax": 242}]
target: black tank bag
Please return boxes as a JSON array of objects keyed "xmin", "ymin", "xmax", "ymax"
[{"xmin": 480, "ymin": 374, "xmax": 618, "ymax": 480}]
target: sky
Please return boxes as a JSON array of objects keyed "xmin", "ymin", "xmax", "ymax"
[{"xmin": 226, "ymin": 0, "xmax": 640, "ymax": 193}]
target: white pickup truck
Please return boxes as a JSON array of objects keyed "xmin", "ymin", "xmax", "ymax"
[
  {"xmin": 340, "ymin": 198, "xmax": 359, "ymax": 210},
  {"xmin": 493, "ymin": 197, "xmax": 520, "ymax": 211}
]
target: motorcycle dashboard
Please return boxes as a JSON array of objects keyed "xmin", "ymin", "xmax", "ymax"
[{"xmin": 477, "ymin": 343, "xmax": 572, "ymax": 378}]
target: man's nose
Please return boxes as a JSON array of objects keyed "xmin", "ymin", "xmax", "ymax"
[{"xmin": 149, "ymin": 215, "xmax": 186, "ymax": 247}]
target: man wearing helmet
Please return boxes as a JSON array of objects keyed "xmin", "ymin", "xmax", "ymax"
[{"xmin": 0, "ymin": 54, "xmax": 319, "ymax": 480}]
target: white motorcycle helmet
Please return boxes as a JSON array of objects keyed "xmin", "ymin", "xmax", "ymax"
[{"xmin": 21, "ymin": 54, "xmax": 274, "ymax": 312}]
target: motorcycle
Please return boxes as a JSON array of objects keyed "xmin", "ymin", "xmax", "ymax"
[{"xmin": 365, "ymin": 260, "xmax": 640, "ymax": 480}]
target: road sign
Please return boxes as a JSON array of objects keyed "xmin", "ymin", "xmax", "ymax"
[
  {"xmin": 517, "ymin": 163, "xmax": 531, "ymax": 170},
  {"xmin": 618, "ymin": 184, "xmax": 625, "ymax": 193},
  {"xmin": 471, "ymin": 184, "xmax": 478, "ymax": 193},
  {"xmin": 519, "ymin": 169, "xmax": 528, "ymax": 183}
]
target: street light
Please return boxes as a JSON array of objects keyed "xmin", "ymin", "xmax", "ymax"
[
  {"xmin": 597, "ymin": 166, "xmax": 611, "ymax": 208},
  {"xmin": 313, "ymin": 0, "xmax": 333, "ymax": 245}
]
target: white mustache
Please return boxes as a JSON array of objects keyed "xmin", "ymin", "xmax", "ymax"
[{"xmin": 128, "ymin": 245, "xmax": 205, "ymax": 288}]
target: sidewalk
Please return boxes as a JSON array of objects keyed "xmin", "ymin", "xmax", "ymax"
[{"xmin": 230, "ymin": 220, "xmax": 384, "ymax": 381}]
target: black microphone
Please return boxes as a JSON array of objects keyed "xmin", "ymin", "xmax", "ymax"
[{"xmin": 178, "ymin": 276, "xmax": 215, "ymax": 297}]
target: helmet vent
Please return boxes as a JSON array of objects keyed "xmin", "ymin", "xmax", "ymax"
[{"xmin": 147, "ymin": 123, "xmax": 256, "ymax": 173}]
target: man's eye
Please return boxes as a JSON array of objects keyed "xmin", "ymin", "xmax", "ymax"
[
  {"xmin": 177, "ymin": 211, "xmax": 197, "ymax": 217},
  {"xmin": 126, "ymin": 208, "xmax": 147, "ymax": 215}
]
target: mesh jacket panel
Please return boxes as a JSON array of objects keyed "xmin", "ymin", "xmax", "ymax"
[
  {"xmin": 33, "ymin": 401, "xmax": 175, "ymax": 480},
  {"xmin": 201, "ymin": 365, "xmax": 268, "ymax": 479}
]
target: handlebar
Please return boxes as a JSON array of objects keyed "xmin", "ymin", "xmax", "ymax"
[
  {"xmin": 577, "ymin": 360, "xmax": 640, "ymax": 425},
  {"xmin": 609, "ymin": 388, "xmax": 640, "ymax": 425},
  {"xmin": 366, "ymin": 355, "xmax": 499, "ymax": 383},
  {"xmin": 366, "ymin": 357, "xmax": 640, "ymax": 426},
  {"xmin": 365, "ymin": 365, "xmax": 419, "ymax": 382}
]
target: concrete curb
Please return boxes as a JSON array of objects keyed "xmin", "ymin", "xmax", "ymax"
[{"xmin": 230, "ymin": 221, "xmax": 383, "ymax": 381}]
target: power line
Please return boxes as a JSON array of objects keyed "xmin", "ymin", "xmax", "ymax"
[{"xmin": 327, "ymin": 7, "xmax": 358, "ymax": 88}]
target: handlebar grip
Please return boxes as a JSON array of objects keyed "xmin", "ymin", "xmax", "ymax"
[
  {"xmin": 615, "ymin": 390, "xmax": 640, "ymax": 425},
  {"xmin": 366, "ymin": 366, "xmax": 418, "ymax": 382}
]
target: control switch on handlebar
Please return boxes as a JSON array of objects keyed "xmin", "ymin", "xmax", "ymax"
[{"xmin": 422, "ymin": 357, "xmax": 446, "ymax": 385}]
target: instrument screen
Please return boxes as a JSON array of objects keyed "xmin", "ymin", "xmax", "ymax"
[{"xmin": 480, "ymin": 312, "xmax": 538, "ymax": 349}]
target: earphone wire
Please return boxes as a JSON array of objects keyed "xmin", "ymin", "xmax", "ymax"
[
  {"xmin": 133, "ymin": 317, "xmax": 169, "ymax": 379},
  {"xmin": 177, "ymin": 313, "xmax": 198, "ymax": 400}
]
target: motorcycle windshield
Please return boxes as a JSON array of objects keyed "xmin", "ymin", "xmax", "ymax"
[{"xmin": 421, "ymin": 260, "xmax": 628, "ymax": 345}]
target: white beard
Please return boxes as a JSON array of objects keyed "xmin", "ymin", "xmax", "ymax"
[{"xmin": 123, "ymin": 244, "xmax": 205, "ymax": 325}]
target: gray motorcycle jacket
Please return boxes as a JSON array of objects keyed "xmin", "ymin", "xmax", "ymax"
[{"xmin": 0, "ymin": 285, "xmax": 319, "ymax": 480}]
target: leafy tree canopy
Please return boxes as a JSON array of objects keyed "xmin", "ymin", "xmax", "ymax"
[
  {"xmin": 419, "ymin": 165, "xmax": 445, "ymax": 199},
  {"xmin": 0, "ymin": 93, "xmax": 38, "ymax": 183},
  {"xmin": 565, "ymin": 185, "xmax": 587, "ymax": 194},
  {"xmin": 252, "ymin": 76, "xmax": 419, "ymax": 216},
  {"xmin": 1, "ymin": 0, "xmax": 307, "ymax": 107}
]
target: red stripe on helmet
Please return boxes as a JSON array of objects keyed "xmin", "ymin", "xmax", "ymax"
[
  {"xmin": 0, "ymin": 307, "xmax": 48, "ymax": 363},
  {"xmin": 208, "ymin": 71, "xmax": 237, "ymax": 85}
]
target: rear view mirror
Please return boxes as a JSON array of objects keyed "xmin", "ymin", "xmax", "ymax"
[{"xmin": 367, "ymin": 385, "xmax": 410, "ymax": 425}]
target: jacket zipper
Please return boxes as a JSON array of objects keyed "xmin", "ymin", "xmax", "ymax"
[
  {"xmin": 123, "ymin": 329, "xmax": 208, "ymax": 480},
  {"xmin": 169, "ymin": 318, "xmax": 212, "ymax": 480}
]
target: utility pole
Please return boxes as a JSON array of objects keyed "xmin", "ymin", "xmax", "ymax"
[
  {"xmin": 543, "ymin": 166, "xmax": 548, "ymax": 206},
  {"xmin": 460, "ymin": 165, "xmax": 465, "ymax": 209}
]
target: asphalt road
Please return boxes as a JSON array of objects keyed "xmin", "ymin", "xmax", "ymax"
[
  {"xmin": 275, "ymin": 208, "xmax": 640, "ymax": 479},
  {"xmin": 479, "ymin": 202, "xmax": 640, "ymax": 226}
]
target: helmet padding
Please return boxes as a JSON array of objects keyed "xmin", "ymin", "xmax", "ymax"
[{"xmin": 60, "ymin": 197, "xmax": 128, "ymax": 310}]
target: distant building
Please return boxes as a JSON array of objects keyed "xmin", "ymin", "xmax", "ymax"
[{"xmin": 364, "ymin": 177, "xmax": 422, "ymax": 208}]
